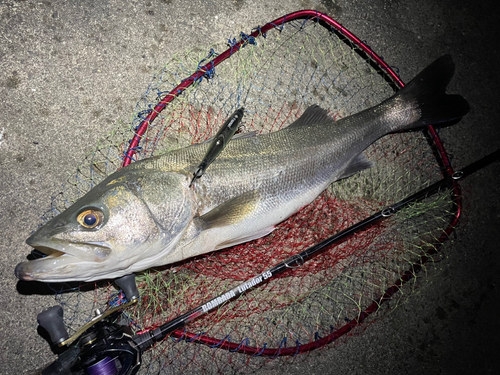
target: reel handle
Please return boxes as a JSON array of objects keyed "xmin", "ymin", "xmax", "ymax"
[
  {"xmin": 37, "ymin": 306, "xmax": 69, "ymax": 346},
  {"xmin": 115, "ymin": 274, "xmax": 139, "ymax": 301}
]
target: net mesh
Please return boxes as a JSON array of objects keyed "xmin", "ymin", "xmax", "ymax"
[{"xmin": 39, "ymin": 15, "xmax": 456, "ymax": 374}]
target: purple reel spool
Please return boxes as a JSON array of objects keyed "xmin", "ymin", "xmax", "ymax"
[{"xmin": 86, "ymin": 357, "xmax": 117, "ymax": 375}]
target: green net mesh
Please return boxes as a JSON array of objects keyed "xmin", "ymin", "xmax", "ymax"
[{"xmin": 39, "ymin": 16, "xmax": 456, "ymax": 374}]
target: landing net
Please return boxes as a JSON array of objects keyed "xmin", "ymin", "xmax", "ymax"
[{"xmin": 39, "ymin": 11, "xmax": 460, "ymax": 375}]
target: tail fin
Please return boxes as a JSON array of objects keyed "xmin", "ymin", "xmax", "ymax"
[{"xmin": 390, "ymin": 55, "xmax": 469, "ymax": 131}]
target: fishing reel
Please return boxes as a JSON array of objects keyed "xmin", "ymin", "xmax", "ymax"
[
  {"xmin": 35, "ymin": 108, "xmax": 249, "ymax": 374},
  {"xmin": 38, "ymin": 275, "xmax": 142, "ymax": 375}
]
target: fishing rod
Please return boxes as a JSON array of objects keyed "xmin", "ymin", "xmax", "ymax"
[{"xmin": 37, "ymin": 148, "xmax": 499, "ymax": 375}]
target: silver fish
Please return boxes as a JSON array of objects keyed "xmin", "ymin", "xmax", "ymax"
[{"xmin": 15, "ymin": 55, "xmax": 469, "ymax": 282}]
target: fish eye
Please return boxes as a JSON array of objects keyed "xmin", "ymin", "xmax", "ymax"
[{"xmin": 77, "ymin": 209, "xmax": 104, "ymax": 229}]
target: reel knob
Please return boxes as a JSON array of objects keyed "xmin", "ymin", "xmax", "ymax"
[
  {"xmin": 37, "ymin": 306, "xmax": 69, "ymax": 346},
  {"xmin": 115, "ymin": 274, "xmax": 139, "ymax": 301}
]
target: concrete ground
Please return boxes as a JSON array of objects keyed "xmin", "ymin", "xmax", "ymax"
[{"xmin": 1, "ymin": 0, "xmax": 499, "ymax": 374}]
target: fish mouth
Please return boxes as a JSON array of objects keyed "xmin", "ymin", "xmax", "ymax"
[
  {"xmin": 26, "ymin": 234, "xmax": 112, "ymax": 259},
  {"xmin": 15, "ymin": 254, "xmax": 82, "ymax": 282},
  {"xmin": 16, "ymin": 238, "xmax": 112, "ymax": 282}
]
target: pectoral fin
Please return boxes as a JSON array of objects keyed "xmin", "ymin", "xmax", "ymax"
[
  {"xmin": 173, "ymin": 190, "xmax": 273, "ymax": 259},
  {"xmin": 197, "ymin": 190, "xmax": 261, "ymax": 229},
  {"xmin": 195, "ymin": 190, "xmax": 275, "ymax": 250}
]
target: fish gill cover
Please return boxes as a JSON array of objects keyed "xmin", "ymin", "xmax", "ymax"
[{"xmin": 37, "ymin": 12, "xmax": 458, "ymax": 375}]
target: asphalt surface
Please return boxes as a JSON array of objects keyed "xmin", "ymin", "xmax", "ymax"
[{"xmin": 1, "ymin": 0, "xmax": 499, "ymax": 374}]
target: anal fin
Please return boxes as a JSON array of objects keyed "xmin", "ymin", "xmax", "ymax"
[{"xmin": 338, "ymin": 153, "xmax": 374, "ymax": 180}]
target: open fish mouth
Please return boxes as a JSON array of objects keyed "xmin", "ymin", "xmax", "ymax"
[
  {"xmin": 15, "ymin": 239, "xmax": 112, "ymax": 282},
  {"xmin": 15, "ymin": 253, "xmax": 80, "ymax": 282},
  {"xmin": 26, "ymin": 235, "xmax": 112, "ymax": 260}
]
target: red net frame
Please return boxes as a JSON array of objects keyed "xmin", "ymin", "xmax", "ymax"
[{"xmin": 120, "ymin": 10, "xmax": 462, "ymax": 357}]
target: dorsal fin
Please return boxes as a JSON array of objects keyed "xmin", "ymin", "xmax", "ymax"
[{"xmin": 287, "ymin": 105, "xmax": 333, "ymax": 129}]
